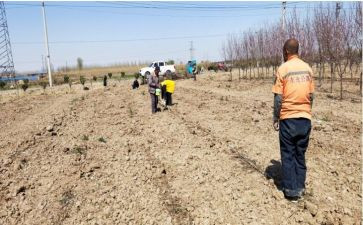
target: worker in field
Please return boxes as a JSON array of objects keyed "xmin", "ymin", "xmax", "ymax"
[
  {"xmin": 132, "ymin": 75, "xmax": 139, "ymax": 89},
  {"xmin": 148, "ymin": 65, "xmax": 161, "ymax": 114},
  {"xmin": 161, "ymin": 74, "xmax": 175, "ymax": 107},
  {"xmin": 272, "ymin": 38, "xmax": 314, "ymax": 202}
]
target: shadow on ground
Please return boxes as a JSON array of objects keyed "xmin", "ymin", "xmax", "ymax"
[{"xmin": 265, "ymin": 159, "xmax": 283, "ymax": 190}]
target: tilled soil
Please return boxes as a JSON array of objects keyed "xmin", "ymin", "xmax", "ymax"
[{"xmin": 0, "ymin": 73, "xmax": 361, "ymax": 225}]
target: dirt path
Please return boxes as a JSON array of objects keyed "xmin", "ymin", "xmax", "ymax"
[{"xmin": 0, "ymin": 75, "xmax": 361, "ymax": 225}]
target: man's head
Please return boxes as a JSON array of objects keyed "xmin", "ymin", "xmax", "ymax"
[
  {"xmin": 283, "ymin": 38, "xmax": 299, "ymax": 62},
  {"xmin": 154, "ymin": 65, "xmax": 160, "ymax": 76}
]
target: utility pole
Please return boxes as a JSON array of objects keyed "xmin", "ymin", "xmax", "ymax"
[
  {"xmin": 189, "ymin": 41, "xmax": 195, "ymax": 61},
  {"xmin": 41, "ymin": 2, "xmax": 52, "ymax": 87},
  {"xmin": 282, "ymin": 1, "xmax": 286, "ymax": 35},
  {"xmin": 335, "ymin": 2, "xmax": 341, "ymax": 19},
  {"xmin": 281, "ymin": 1, "xmax": 287, "ymax": 64}
]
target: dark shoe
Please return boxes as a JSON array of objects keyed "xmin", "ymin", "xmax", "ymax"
[{"xmin": 285, "ymin": 195, "xmax": 299, "ymax": 203}]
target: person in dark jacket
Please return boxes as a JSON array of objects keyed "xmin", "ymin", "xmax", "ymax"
[
  {"xmin": 148, "ymin": 67, "xmax": 160, "ymax": 113},
  {"xmin": 132, "ymin": 78, "xmax": 139, "ymax": 89}
]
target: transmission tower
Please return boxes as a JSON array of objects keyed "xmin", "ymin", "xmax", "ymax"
[{"xmin": 0, "ymin": 2, "xmax": 15, "ymax": 78}]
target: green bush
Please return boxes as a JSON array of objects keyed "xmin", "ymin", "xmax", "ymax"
[
  {"xmin": 64, "ymin": 75, "xmax": 69, "ymax": 84},
  {"xmin": 121, "ymin": 72, "xmax": 125, "ymax": 79},
  {"xmin": 92, "ymin": 76, "xmax": 97, "ymax": 81},
  {"xmin": 108, "ymin": 73, "xmax": 112, "ymax": 79},
  {"xmin": 80, "ymin": 76, "xmax": 86, "ymax": 86}
]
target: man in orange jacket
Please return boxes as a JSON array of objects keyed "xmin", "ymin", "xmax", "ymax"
[{"xmin": 272, "ymin": 39, "xmax": 315, "ymax": 202}]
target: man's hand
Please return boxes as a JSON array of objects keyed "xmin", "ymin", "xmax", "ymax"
[{"xmin": 273, "ymin": 121, "xmax": 279, "ymax": 131}]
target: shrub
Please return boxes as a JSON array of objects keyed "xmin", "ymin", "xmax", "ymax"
[
  {"xmin": 23, "ymin": 79, "xmax": 29, "ymax": 85},
  {"xmin": 108, "ymin": 73, "xmax": 112, "ymax": 79},
  {"xmin": 63, "ymin": 75, "xmax": 69, "ymax": 84},
  {"xmin": 80, "ymin": 76, "xmax": 86, "ymax": 86},
  {"xmin": 134, "ymin": 73, "xmax": 140, "ymax": 80},
  {"xmin": 167, "ymin": 59, "xmax": 175, "ymax": 65},
  {"xmin": 0, "ymin": 80, "xmax": 6, "ymax": 89},
  {"xmin": 121, "ymin": 72, "xmax": 125, "ymax": 79},
  {"xmin": 21, "ymin": 83, "xmax": 29, "ymax": 92},
  {"xmin": 98, "ymin": 137, "xmax": 106, "ymax": 143},
  {"xmin": 39, "ymin": 80, "xmax": 48, "ymax": 91},
  {"xmin": 92, "ymin": 76, "xmax": 97, "ymax": 81}
]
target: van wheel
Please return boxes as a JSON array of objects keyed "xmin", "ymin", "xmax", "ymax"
[
  {"xmin": 145, "ymin": 71, "xmax": 150, "ymax": 76},
  {"xmin": 166, "ymin": 70, "xmax": 171, "ymax": 75}
]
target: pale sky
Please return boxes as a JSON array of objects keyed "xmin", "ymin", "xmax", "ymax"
[{"xmin": 5, "ymin": 1, "xmax": 336, "ymax": 73}]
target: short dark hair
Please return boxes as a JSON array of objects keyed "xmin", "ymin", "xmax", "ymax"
[{"xmin": 283, "ymin": 38, "xmax": 299, "ymax": 55}]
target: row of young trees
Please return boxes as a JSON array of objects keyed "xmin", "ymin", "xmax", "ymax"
[{"xmin": 221, "ymin": 2, "xmax": 362, "ymax": 99}]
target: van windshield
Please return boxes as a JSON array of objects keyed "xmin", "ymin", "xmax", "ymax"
[{"xmin": 149, "ymin": 63, "xmax": 154, "ymax": 67}]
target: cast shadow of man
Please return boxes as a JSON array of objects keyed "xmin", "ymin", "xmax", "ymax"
[{"xmin": 265, "ymin": 159, "xmax": 283, "ymax": 191}]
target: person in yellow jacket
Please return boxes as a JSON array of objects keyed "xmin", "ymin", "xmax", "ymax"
[{"xmin": 161, "ymin": 74, "xmax": 175, "ymax": 106}]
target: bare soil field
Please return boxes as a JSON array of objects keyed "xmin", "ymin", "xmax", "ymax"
[{"xmin": 0, "ymin": 72, "xmax": 361, "ymax": 225}]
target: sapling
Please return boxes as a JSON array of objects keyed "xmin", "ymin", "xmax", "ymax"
[
  {"xmin": 39, "ymin": 80, "xmax": 48, "ymax": 93},
  {"xmin": 80, "ymin": 76, "xmax": 86, "ymax": 89},
  {"xmin": 63, "ymin": 75, "xmax": 69, "ymax": 84},
  {"xmin": 64, "ymin": 75, "xmax": 72, "ymax": 90},
  {"xmin": 21, "ymin": 79, "xmax": 29, "ymax": 92}
]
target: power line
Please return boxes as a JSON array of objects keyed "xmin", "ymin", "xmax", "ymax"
[{"xmin": 12, "ymin": 33, "xmax": 228, "ymax": 45}]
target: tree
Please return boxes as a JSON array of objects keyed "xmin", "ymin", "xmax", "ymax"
[
  {"xmin": 167, "ymin": 59, "xmax": 175, "ymax": 65},
  {"xmin": 77, "ymin": 57, "xmax": 83, "ymax": 71}
]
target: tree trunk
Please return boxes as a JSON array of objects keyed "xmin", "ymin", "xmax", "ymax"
[
  {"xmin": 322, "ymin": 62, "xmax": 325, "ymax": 80},
  {"xmin": 360, "ymin": 72, "xmax": 362, "ymax": 97},
  {"xmin": 340, "ymin": 73, "xmax": 343, "ymax": 100},
  {"xmin": 318, "ymin": 62, "xmax": 322, "ymax": 87},
  {"xmin": 249, "ymin": 66, "xmax": 252, "ymax": 80},
  {"xmin": 330, "ymin": 63, "xmax": 334, "ymax": 93},
  {"xmin": 238, "ymin": 67, "xmax": 241, "ymax": 81}
]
